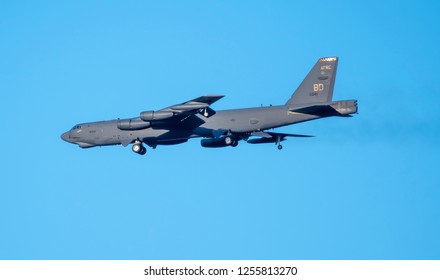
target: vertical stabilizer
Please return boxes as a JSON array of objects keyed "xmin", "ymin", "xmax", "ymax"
[{"xmin": 286, "ymin": 57, "xmax": 338, "ymax": 106}]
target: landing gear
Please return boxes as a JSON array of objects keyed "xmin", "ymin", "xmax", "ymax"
[
  {"xmin": 224, "ymin": 136, "xmax": 233, "ymax": 145},
  {"xmin": 132, "ymin": 140, "xmax": 147, "ymax": 155},
  {"xmin": 276, "ymin": 135, "xmax": 283, "ymax": 150},
  {"xmin": 139, "ymin": 146, "xmax": 147, "ymax": 155},
  {"xmin": 225, "ymin": 135, "xmax": 239, "ymax": 147},
  {"xmin": 132, "ymin": 143, "xmax": 142, "ymax": 153}
]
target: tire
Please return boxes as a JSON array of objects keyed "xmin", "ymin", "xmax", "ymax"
[
  {"xmin": 224, "ymin": 136, "xmax": 233, "ymax": 145},
  {"xmin": 277, "ymin": 144, "xmax": 283, "ymax": 150},
  {"xmin": 132, "ymin": 144, "xmax": 142, "ymax": 153},
  {"xmin": 139, "ymin": 147, "xmax": 147, "ymax": 155}
]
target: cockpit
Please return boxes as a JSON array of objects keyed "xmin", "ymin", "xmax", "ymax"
[{"xmin": 71, "ymin": 125, "xmax": 82, "ymax": 130}]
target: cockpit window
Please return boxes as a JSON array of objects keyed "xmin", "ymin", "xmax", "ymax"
[{"xmin": 71, "ymin": 125, "xmax": 82, "ymax": 130}]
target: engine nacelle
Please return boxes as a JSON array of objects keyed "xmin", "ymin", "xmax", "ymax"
[
  {"xmin": 140, "ymin": 110, "xmax": 174, "ymax": 121},
  {"xmin": 201, "ymin": 136, "xmax": 233, "ymax": 148},
  {"xmin": 117, "ymin": 118, "xmax": 150, "ymax": 130}
]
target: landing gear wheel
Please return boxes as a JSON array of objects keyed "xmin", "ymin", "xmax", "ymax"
[
  {"xmin": 277, "ymin": 144, "xmax": 283, "ymax": 150},
  {"xmin": 139, "ymin": 147, "xmax": 147, "ymax": 155},
  {"xmin": 224, "ymin": 136, "xmax": 233, "ymax": 146},
  {"xmin": 231, "ymin": 140, "xmax": 238, "ymax": 147},
  {"xmin": 132, "ymin": 143, "xmax": 142, "ymax": 153}
]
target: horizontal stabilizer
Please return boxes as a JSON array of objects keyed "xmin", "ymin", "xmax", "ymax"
[
  {"xmin": 250, "ymin": 131, "xmax": 313, "ymax": 138},
  {"xmin": 288, "ymin": 100, "xmax": 358, "ymax": 116},
  {"xmin": 248, "ymin": 131, "xmax": 313, "ymax": 144},
  {"xmin": 288, "ymin": 105, "xmax": 333, "ymax": 115}
]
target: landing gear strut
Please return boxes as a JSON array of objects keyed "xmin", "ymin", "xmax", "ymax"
[
  {"xmin": 132, "ymin": 140, "xmax": 147, "ymax": 155},
  {"xmin": 276, "ymin": 135, "xmax": 283, "ymax": 150}
]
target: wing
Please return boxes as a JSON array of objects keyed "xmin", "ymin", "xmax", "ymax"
[
  {"xmin": 138, "ymin": 95, "xmax": 224, "ymax": 122},
  {"xmin": 160, "ymin": 95, "xmax": 225, "ymax": 117}
]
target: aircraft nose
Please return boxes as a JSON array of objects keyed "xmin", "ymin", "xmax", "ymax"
[{"xmin": 61, "ymin": 132, "xmax": 71, "ymax": 142}]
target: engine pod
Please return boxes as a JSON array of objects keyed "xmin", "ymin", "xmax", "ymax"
[
  {"xmin": 117, "ymin": 118, "xmax": 150, "ymax": 130},
  {"xmin": 201, "ymin": 136, "xmax": 232, "ymax": 148},
  {"xmin": 140, "ymin": 110, "xmax": 174, "ymax": 121}
]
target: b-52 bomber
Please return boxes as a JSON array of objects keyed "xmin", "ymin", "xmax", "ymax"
[{"xmin": 61, "ymin": 57, "xmax": 357, "ymax": 155}]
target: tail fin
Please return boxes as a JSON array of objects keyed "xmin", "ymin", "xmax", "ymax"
[{"xmin": 286, "ymin": 57, "xmax": 338, "ymax": 106}]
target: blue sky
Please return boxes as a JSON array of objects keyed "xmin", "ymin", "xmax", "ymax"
[{"xmin": 1, "ymin": 0, "xmax": 439, "ymax": 259}]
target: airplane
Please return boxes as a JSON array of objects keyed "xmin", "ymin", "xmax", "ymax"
[{"xmin": 61, "ymin": 57, "xmax": 357, "ymax": 155}]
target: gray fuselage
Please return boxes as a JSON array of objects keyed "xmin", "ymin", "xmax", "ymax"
[
  {"xmin": 61, "ymin": 57, "xmax": 358, "ymax": 153},
  {"xmin": 61, "ymin": 105, "xmax": 321, "ymax": 148}
]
